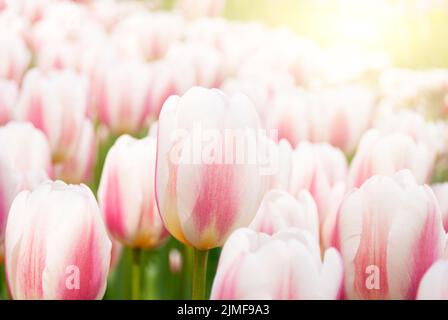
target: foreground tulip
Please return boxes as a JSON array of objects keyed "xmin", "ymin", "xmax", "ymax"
[
  {"xmin": 333, "ymin": 170, "xmax": 445, "ymax": 299},
  {"xmin": 95, "ymin": 60, "xmax": 152, "ymax": 135},
  {"xmin": 250, "ymin": 189, "xmax": 319, "ymax": 239},
  {"xmin": 98, "ymin": 134, "xmax": 168, "ymax": 249},
  {"xmin": 155, "ymin": 87, "xmax": 266, "ymax": 298},
  {"xmin": 348, "ymin": 129, "xmax": 434, "ymax": 188},
  {"xmin": 211, "ymin": 228, "xmax": 343, "ymax": 299},
  {"xmin": 16, "ymin": 69, "xmax": 88, "ymax": 163},
  {"xmin": 0, "ymin": 122, "xmax": 51, "ymax": 246},
  {"xmin": 5, "ymin": 181, "xmax": 111, "ymax": 300},
  {"xmin": 417, "ymin": 260, "xmax": 448, "ymax": 300}
]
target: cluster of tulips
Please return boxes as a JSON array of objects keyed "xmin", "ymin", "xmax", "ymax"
[{"xmin": 1, "ymin": 0, "xmax": 448, "ymax": 300}]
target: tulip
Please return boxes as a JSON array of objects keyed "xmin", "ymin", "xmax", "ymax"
[
  {"xmin": 15, "ymin": 68, "xmax": 88, "ymax": 163},
  {"xmin": 0, "ymin": 121, "xmax": 51, "ymax": 245},
  {"xmin": 333, "ymin": 170, "xmax": 445, "ymax": 299},
  {"xmin": 95, "ymin": 60, "xmax": 152, "ymax": 135},
  {"xmin": 98, "ymin": 133, "xmax": 168, "ymax": 248},
  {"xmin": 0, "ymin": 30, "xmax": 30, "ymax": 83},
  {"xmin": 431, "ymin": 183, "xmax": 448, "ymax": 232},
  {"xmin": 265, "ymin": 139, "xmax": 294, "ymax": 191},
  {"xmin": 348, "ymin": 129, "xmax": 434, "ymax": 188},
  {"xmin": 169, "ymin": 249, "xmax": 183, "ymax": 274},
  {"xmin": 250, "ymin": 189, "xmax": 319, "ymax": 239},
  {"xmin": 0, "ymin": 79, "xmax": 18, "ymax": 125},
  {"xmin": 54, "ymin": 120, "xmax": 97, "ymax": 184},
  {"xmin": 210, "ymin": 228, "xmax": 343, "ymax": 299},
  {"xmin": 417, "ymin": 260, "xmax": 448, "ymax": 300},
  {"xmin": 5, "ymin": 180, "xmax": 111, "ymax": 300},
  {"xmin": 289, "ymin": 142, "xmax": 348, "ymax": 248},
  {"xmin": 155, "ymin": 86, "xmax": 266, "ymax": 250}
]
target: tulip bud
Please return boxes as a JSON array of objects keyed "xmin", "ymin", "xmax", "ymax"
[
  {"xmin": 54, "ymin": 120, "xmax": 97, "ymax": 184},
  {"xmin": 211, "ymin": 228, "xmax": 343, "ymax": 299},
  {"xmin": 417, "ymin": 260, "xmax": 448, "ymax": 300},
  {"xmin": 0, "ymin": 79, "xmax": 18, "ymax": 125},
  {"xmin": 250, "ymin": 189, "xmax": 319, "ymax": 239},
  {"xmin": 348, "ymin": 129, "xmax": 434, "ymax": 188},
  {"xmin": 98, "ymin": 133, "xmax": 168, "ymax": 248},
  {"xmin": 334, "ymin": 170, "xmax": 445, "ymax": 299},
  {"xmin": 155, "ymin": 87, "xmax": 267, "ymax": 250},
  {"xmin": 16, "ymin": 68, "xmax": 88, "ymax": 163},
  {"xmin": 0, "ymin": 121, "xmax": 51, "ymax": 243},
  {"xmin": 169, "ymin": 248, "xmax": 183, "ymax": 274},
  {"xmin": 5, "ymin": 181, "xmax": 111, "ymax": 299},
  {"xmin": 95, "ymin": 60, "xmax": 151, "ymax": 135}
]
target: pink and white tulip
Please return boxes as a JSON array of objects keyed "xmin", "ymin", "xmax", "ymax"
[
  {"xmin": 250, "ymin": 189, "xmax": 319, "ymax": 239},
  {"xmin": 98, "ymin": 133, "xmax": 168, "ymax": 248},
  {"xmin": 431, "ymin": 183, "xmax": 448, "ymax": 232},
  {"xmin": 5, "ymin": 181, "xmax": 111, "ymax": 300},
  {"xmin": 155, "ymin": 87, "xmax": 266, "ymax": 250},
  {"xmin": 0, "ymin": 79, "xmax": 18, "ymax": 124},
  {"xmin": 95, "ymin": 60, "xmax": 152, "ymax": 135},
  {"xmin": 54, "ymin": 120, "xmax": 97, "ymax": 184},
  {"xmin": 417, "ymin": 260, "xmax": 448, "ymax": 300},
  {"xmin": 0, "ymin": 121, "xmax": 51, "ymax": 245},
  {"xmin": 348, "ymin": 129, "xmax": 435, "ymax": 188},
  {"xmin": 211, "ymin": 228, "xmax": 343, "ymax": 299},
  {"xmin": 0, "ymin": 30, "xmax": 30, "ymax": 83},
  {"xmin": 289, "ymin": 142, "xmax": 348, "ymax": 247},
  {"xmin": 16, "ymin": 69, "xmax": 89, "ymax": 163},
  {"xmin": 333, "ymin": 170, "xmax": 445, "ymax": 299}
]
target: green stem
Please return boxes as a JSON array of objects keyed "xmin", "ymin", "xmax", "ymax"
[
  {"xmin": 132, "ymin": 248, "xmax": 141, "ymax": 300},
  {"xmin": 192, "ymin": 248, "xmax": 209, "ymax": 300}
]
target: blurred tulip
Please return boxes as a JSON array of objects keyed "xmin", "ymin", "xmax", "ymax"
[
  {"xmin": 211, "ymin": 228, "xmax": 343, "ymax": 299},
  {"xmin": 98, "ymin": 133, "xmax": 168, "ymax": 248},
  {"xmin": 169, "ymin": 248, "xmax": 183, "ymax": 274},
  {"xmin": 177, "ymin": 0, "xmax": 227, "ymax": 19},
  {"xmin": 289, "ymin": 142, "xmax": 348, "ymax": 247},
  {"xmin": 111, "ymin": 12, "xmax": 183, "ymax": 61},
  {"xmin": 265, "ymin": 139, "xmax": 293, "ymax": 191},
  {"xmin": 417, "ymin": 260, "xmax": 448, "ymax": 300},
  {"xmin": 250, "ymin": 189, "xmax": 319, "ymax": 239},
  {"xmin": 0, "ymin": 30, "xmax": 30, "ymax": 83},
  {"xmin": 0, "ymin": 121, "xmax": 51, "ymax": 245},
  {"xmin": 5, "ymin": 181, "xmax": 111, "ymax": 300},
  {"xmin": 348, "ymin": 129, "xmax": 434, "ymax": 188},
  {"xmin": 0, "ymin": 79, "xmax": 18, "ymax": 124},
  {"xmin": 155, "ymin": 87, "xmax": 266, "ymax": 250},
  {"xmin": 16, "ymin": 69, "xmax": 88, "ymax": 163},
  {"xmin": 431, "ymin": 183, "xmax": 448, "ymax": 232},
  {"xmin": 333, "ymin": 170, "xmax": 445, "ymax": 299},
  {"xmin": 95, "ymin": 60, "xmax": 152, "ymax": 135},
  {"xmin": 4, "ymin": 0, "xmax": 52, "ymax": 24},
  {"xmin": 54, "ymin": 120, "xmax": 97, "ymax": 184}
]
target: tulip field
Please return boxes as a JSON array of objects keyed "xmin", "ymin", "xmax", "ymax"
[{"xmin": 1, "ymin": 0, "xmax": 448, "ymax": 301}]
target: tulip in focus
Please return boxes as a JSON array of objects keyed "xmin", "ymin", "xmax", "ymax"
[
  {"xmin": 0, "ymin": 121, "xmax": 51, "ymax": 246},
  {"xmin": 417, "ymin": 260, "xmax": 448, "ymax": 300},
  {"xmin": 155, "ymin": 86, "xmax": 266, "ymax": 250},
  {"xmin": 333, "ymin": 170, "xmax": 445, "ymax": 299},
  {"xmin": 16, "ymin": 68, "xmax": 89, "ymax": 163},
  {"xmin": 5, "ymin": 181, "xmax": 111, "ymax": 299},
  {"xmin": 211, "ymin": 228, "xmax": 343, "ymax": 299},
  {"xmin": 348, "ymin": 129, "xmax": 434, "ymax": 188},
  {"xmin": 98, "ymin": 133, "xmax": 168, "ymax": 248},
  {"xmin": 250, "ymin": 189, "xmax": 319, "ymax": 239}
]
